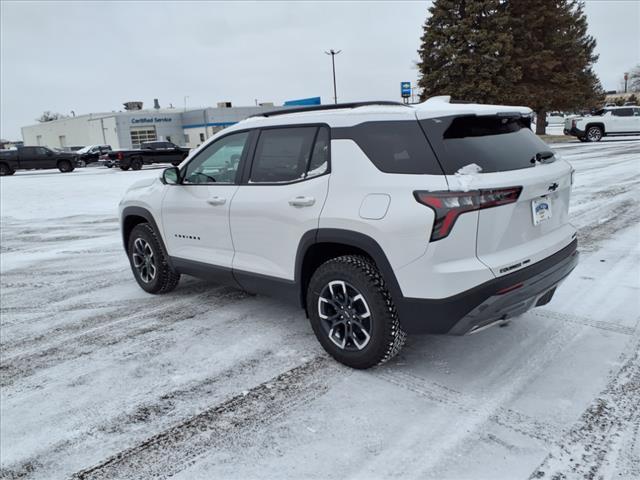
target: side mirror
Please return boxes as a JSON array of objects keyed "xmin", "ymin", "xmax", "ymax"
[{"xmin": 162, "ymin": 167, "xmax": 180, "ymax": 185}]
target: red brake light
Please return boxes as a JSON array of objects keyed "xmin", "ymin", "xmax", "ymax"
[
  {"xmin": 414, "ymin": 187, "xmax": 522, "ymax": 241},
  {"xmin": 117, "ymin": 152, "xmax": 123, "ymax": 160}
]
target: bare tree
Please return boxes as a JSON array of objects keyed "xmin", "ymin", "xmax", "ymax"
[{"xmin": 36, "ymin": 111, "xmax": 67, "ymax": 122}]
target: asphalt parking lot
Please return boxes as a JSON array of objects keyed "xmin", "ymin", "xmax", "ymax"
[{"xmin": 1, "ymin": 137, "xmax": 639, "ymax": 479}]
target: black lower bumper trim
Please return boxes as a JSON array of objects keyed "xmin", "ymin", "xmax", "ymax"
[
  {"xmin": 396, "ymin": 239, "xmax": 579, "ymax": 334},
  {"xmin": 564, "ymin": 126, "xmax": 586, "ymax": 137}
]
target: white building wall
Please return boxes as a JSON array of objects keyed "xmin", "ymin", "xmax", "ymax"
[{"xmin": 21, "ymin": 114, "xmax": 111, "ymax": 148}]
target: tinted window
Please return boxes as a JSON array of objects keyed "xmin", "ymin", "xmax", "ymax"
[
  {"xmin": 421, "ymin": 115, "xmax": 549, "ymax": 174},
  {"xmin": 333, "ymin": 121, "xmax": 442, "ymax": 174},
  {"xmin": 613, "ymin": 108, "xmax": 633, "ymax": 117},
  {"xmin": 183, "ymin": 132, "xmax": 249, "ymax": 184},
  {"xmin": 307, "ymin": 126, "xmax": 329, "ymax": 178},
  {"xmin": 250, "ymin": 127, "xmax": 316, "ymax": 183},
  {"xmin": 634, "ymin": 108, "xmax": 640, "ymax": 116}
]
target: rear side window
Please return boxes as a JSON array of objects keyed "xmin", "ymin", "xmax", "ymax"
[
  {"xmin": 333, "ymin": 121, "xmax": 442, "ymax": 174},
  {"xmin": 613, "ymin": 108, "xmax": 633, "ymax": 117},
  {"xmin": 307, "ymin": 126, "xmax": 329, "ymax": 178},
  {"xmin": 421, "ymin": 115, "xmax": 549, "ymax": 174},
  {"xmin": 250, "ymin": 127, "xmax": 317, "ymax": 183}
]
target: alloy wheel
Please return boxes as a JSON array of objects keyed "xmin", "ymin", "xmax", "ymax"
[
  {"xmin": 132, "ymin": 237, "xmax": 157, "ymax": 283},
  {"xmin": 317, "ymin": 280, "xmax": 372, "ymax": 351},
  {"xmin": 587, "ymin": 127, "xmax": 602, "ymax": 141}
]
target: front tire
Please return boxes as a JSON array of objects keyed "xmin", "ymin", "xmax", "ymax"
[
  {"xmin": 57, "ymin": 160, "xmax": 74, "ymax": 173},
  {"xmin": 307, "ymin": 255, "xmax": 406, "ymax": 369},
  {"xmin": 586, "ymin": 126, "xmax": 603, "ymax": 142},
  {"xmin": 127, "ymin": 223, "xmax": 180, "ymax": 294}
]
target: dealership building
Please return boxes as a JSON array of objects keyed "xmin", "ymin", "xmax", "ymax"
[{"xmin": 20, "ymin": 102, "xmax": 289, "ymax": 150}]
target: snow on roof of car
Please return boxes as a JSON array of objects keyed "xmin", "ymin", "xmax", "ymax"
[{"xmin": 227, "ymin": 96, "xmax": 532, "ymax": 132}]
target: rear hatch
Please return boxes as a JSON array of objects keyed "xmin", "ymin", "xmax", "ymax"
[{"xmin": 420, "ymin": 113, "xmax": 575, "ymax": 277}]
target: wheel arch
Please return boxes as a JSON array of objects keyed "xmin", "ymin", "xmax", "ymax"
[
  {"xmin": 121, "ymin": 206, "xmax": 170, "ymax": 262},
  {"xmin": 295, "ymin": 229, "xmax": 404, "ymax": 311}
]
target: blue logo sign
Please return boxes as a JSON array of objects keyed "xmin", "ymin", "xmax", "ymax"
[{"xmin": 401, "ymin": 81, "xmax": 411, "ymax": 98}]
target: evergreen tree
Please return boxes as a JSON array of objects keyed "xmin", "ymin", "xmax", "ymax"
[
  {"xmin": 416, "ymin": 0, "xmax": 604, "ymax": 134},
  {"xmin": 417, "ymin": 0, "xmax": 520, "ymax": 104},
  {"xmin": 507, "ymin": 0, "xmax": 603, "ymax": 133}
]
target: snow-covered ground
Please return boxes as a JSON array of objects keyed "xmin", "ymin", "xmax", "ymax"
[{"xmin": 1, "ymin": 137, "xmax": 639, "ymax": 480}]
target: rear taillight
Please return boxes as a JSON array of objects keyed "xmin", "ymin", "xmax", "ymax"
[
  {"xmin": 414, "ymin": 187, "xmax": 522, "ymax": 241},
  {"xmin": 117, "ymin": 152, "xmax": 123, "ymax": 160},
  {"xmin": 571, "ymin": 119, "xmax": 577, "ymax": 128}
]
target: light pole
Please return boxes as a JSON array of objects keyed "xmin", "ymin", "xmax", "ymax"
[
  {"xmin": 183, "ymin": 96, "xmax": 189, "ymax": 112},
  {"xmin": 325, "ymin": 49, "xmax": 341, "ymax": 104},
  {"xmin": 624, "ymin": 72, "xmax": 629, "ymax": 93}
]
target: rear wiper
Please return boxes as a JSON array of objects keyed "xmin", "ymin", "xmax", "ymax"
[{"xmin": 531, "ymin": 150, "xmax": 555, "ymax": 164}]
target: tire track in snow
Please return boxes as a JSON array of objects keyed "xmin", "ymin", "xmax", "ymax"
[
  {"xmin": 576, "ymin": 199, "xmax": 640, "ymax": 253},
  {"xmin": 1, "ymin": 349, "xmax": 308, "ymax": 480},
  {"xmin": 0, "ymin": 280, "xmax": 232, "ymax": 355},
  {"xmin": 365, "ymin": 321, "xmax": 582, "ymax": 479},
  {"xmin": 72, "ymin": 356, "xmax": 340, "ymax": 480},
  {"xmin": 529, "ymin": 334, "xmax": 640, "ymax": 480},
  {"xmin": 0, "ymin": 287, "xmax": 248, "ymax": 389},
  {"xmin": 530, "ymin": 309, "xmax": 636, "ymax": 336},
  {"xmin": 377, "ymin": 369, "xmax": 564, "ymax": 445}
]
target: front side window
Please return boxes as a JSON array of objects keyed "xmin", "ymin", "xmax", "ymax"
[
  {"xmin": 183, "ymin": 131, "xmax": 249, "ymax": 184},
  {"xmin": 249, "ymin": 127, "xmax": 317, "ymax": 183}
]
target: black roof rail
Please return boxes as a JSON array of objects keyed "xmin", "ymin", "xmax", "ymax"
[{"xmin": 250, "ymin": 101, "xmax": 410, "ymax": 118}]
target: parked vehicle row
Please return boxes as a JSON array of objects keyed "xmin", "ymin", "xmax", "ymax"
[
  {"xmin": 102, "ymin": 141, "xmax": 190, "ymax": 170},
  {"xmin": 564, "ymin": 106, "xmax": 640, "ymax": 141},
  {"xmin": 0, "ymin": 141, "xmax": 192, "ymax": 175}
]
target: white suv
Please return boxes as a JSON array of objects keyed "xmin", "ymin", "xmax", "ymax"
[
  {"xmin": 119, "ymin": 97, "xmax": 579, "ymax": 368},
  {"xmin": 564, "ymin": 106, "xmax": 640, "ymax": 141}
]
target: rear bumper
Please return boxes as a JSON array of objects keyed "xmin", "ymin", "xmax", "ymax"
[{"xmin": 396, "ymin": 239, "xmax": 579, "ymax": 334}]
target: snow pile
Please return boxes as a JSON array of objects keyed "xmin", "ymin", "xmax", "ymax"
[{"xmin": 454, "ymin": 163, "xmax": 483, "ymax": 191}]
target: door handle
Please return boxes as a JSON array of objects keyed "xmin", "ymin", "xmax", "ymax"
[
  {"xmin": 288, "ymin": 196, "xmax": 316, "ymax": 207},
  {"xmin": 207, "ymin": 196, "xmax": 226, "ymax": 206}
]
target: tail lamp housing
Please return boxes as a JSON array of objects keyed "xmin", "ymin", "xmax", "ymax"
[{"xmin": 414, "ymin": 187, "xmax": 522, "ymax": 241}]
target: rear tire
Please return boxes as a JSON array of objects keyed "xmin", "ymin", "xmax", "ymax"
[
  {"xmin": 57, "ymin": 160, "xmax": 74, "ymax": 173},
  {"xmin": 0, "ymin": 163, "xmax": 14, "ymax": 176},
  {"xmin": 306, "ymin": 255, "xmax": 406, "ymax": 369},
  {"xmin": 586, "ymin": 126, "xmax": 603, "ymax": 142},
  {"xmin": 131, "ymin": 157, "xmax": 143, "ymax": 170},
  {"xmin": 127, "ymin": 223, "xmax": 180, "ymax": 294},
  {"xmin": 120, "ymin": 165, "xmax": 130, "ymax": 171}
]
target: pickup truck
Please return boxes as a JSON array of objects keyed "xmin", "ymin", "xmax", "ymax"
[
  {"xmin": 564, "ymin": 106, "xmax": 640, "ymax": 142},
  {"xmin": 75, "ymin": 144, "xmax": 112, "ymax": 166},
  {"xmin": 0, "ymin": 146, "xmax": 77, "ymax": 176},
  {"xmin": 103, "ymin": 141, "xmax": 190, "ymax": 171}
]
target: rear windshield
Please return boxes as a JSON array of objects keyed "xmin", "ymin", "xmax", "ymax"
[{"xmin": 420, "ymin": 115, "xmax": 550, "ymax": 174}]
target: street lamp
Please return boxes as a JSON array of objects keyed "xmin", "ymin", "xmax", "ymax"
[{"xmin": 325, "ymin": 49, "xmax": 342, "ymax": 104}]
